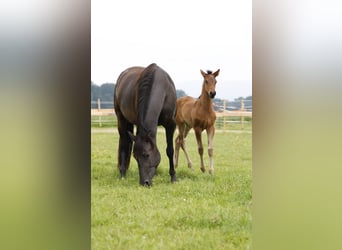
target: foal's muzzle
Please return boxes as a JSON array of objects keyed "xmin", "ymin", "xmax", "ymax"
[{"xmin": 209, "ymin": 91, "xmax": 216, "ymax": 99}]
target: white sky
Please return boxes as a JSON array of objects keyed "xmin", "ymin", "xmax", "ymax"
[{"xmin": 91, "ymin": 0, "xmax": 251, "ymax": 100}]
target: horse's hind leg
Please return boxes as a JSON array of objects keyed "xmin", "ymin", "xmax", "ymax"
[
  {"xmin": 180, "ymin": 126, "xmax": 193, "ymax": 169},
  {"xmin": 206, "ymin": 126, "xmax": 215, "ymax": 175},
  {"xmin": 174, "ymin": 135, "xmax": 180, "ymax": 168},
  {"xmin": 165, "ymin": 122, "xmax": 177, "ymax": 183},
  {"xmin": 175, "ymin": 124, "xmax": 193, "ymax": 169},
  {"xmin": 117, "ymin": 112, "xmax": 133, "ymax": 178},
  {"xmin": 194, "ymin": 127, "xmax": 205, "ymax": 173},
  {"xmin": 174, "ymin": 124, "xmax": 191, "ymax": 167}
]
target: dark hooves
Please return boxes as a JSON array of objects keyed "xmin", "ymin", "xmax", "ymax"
[{"xmin": 171, "ymin": 176, "xmax": 178, "ymax": 183}]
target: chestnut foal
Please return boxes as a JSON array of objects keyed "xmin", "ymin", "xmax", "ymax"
[{"xmin": 174, "ymin": 69, "xmax": 220, "ymax": 174}]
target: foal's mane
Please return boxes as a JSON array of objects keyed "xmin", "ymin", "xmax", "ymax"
[{"xmin": 136, "ymin": 63, "xmax": 157, "ymax": 125}]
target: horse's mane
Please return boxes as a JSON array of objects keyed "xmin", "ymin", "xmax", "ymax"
[{"xmin": 137, "ymin": 63, "xmax": 157, "ymax": 125}]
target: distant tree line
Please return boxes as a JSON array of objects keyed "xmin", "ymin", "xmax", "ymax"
[
  {"xmin": 91, "ymin": 82, "xmax": 188, "ymax": 103},
  {"xmin": 91, "ymin": 82, "xmax": 251, "ymax": 111},
  {"xmin": 91, "ymin": 82, "xmax": 115, "ymax": 102}
]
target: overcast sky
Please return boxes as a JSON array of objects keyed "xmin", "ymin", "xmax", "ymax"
[{"xmin": 91, "ymin": 0, "xmax": 251, "ymax": 100}]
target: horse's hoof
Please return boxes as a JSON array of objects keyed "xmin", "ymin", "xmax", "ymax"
[
  {"xmin": 209, "ymin": 169, "xmax": 213, "ymax": 175},
  {"xmin": 120, "ymin": 169, "xmax": 126, "ymax": 178},
  {"xmin": 200, "ymin": 167, "xmax": 206, "ymax": 173},
  {"xmin": 171, "ymin": 176, "xmax": 177, "ymax": 183},
  {"xmin": 188, "ymin": 163, "xmax": 193, "ymax": 169}
]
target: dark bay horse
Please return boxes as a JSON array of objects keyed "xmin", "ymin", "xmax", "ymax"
[
  {"xmin": 173, "ymin": 69, "xmax": 220, "ymax": 174},
  {"xmin": 114, "ymin": 63, "xmax": 177, "ymax": 186}
]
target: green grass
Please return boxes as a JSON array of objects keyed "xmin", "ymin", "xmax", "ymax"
[
  {"xmin": 91, "ymin": 115, "xmax": 117, "ymax": 128},
  {"xmin": 91, "ymin": 129, "xmax": 252, "ymax": 249}
]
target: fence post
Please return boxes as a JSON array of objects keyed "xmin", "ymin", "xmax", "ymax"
[
  {"xmin": 223, "ymin": 99, "xmax": 227, "ymax": 129},
  {"xmin": 97, "ymin": 98, "xmax": 102, "ymax": 127},
  {"xmin": 240, "ymin": 98, "xmax": 246, "ymax": 129}
]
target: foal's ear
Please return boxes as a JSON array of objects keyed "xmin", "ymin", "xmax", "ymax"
[
  {"xmin": 213, "ymin": 69, "xmax": 220, "ymax": 77},
  {"xmin": 127, "ymin": 131, "xmax": 136, "ymax": 142},
  {"xmin": 200, "ymin": 69, "xmax": 207, "ymax": 78}
]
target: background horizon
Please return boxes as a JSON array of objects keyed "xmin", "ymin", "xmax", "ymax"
[{"xmin": 91, "ymin": 0, "xmax": 252, "ymax": 101}]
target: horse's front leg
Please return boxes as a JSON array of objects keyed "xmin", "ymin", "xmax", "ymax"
[
  {"xmin": 165, "ymin": 123, "xmax": 177, "ymax": 183},
  {"xmin": 206, "ymin": 125, "xmax": 215, "ymax": 175}
]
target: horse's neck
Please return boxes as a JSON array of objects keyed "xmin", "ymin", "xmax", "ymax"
[
  {"xmin": 198, "ymin": 86, "xmax": 213, "ymax": 110},
  {"xmin": 137, "ymin": 126, "xmax": 157, "ymax": 141},
  {"xmin": 138, "ymin": 105, "xmax": 159, "ymax": 139},
  {"xmin": 137, "ymin": 90, "xmax": 163, "ymax": 138}
]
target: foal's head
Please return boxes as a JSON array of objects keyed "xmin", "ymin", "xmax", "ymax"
[{"xmin": 200, "ymin": 69, "xmax": 220, "ymax": 99}]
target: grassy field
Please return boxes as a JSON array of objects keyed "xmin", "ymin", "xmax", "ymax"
[{"xmin": 91, "ymin": 128, "xmax": 252, "ymax": 249}]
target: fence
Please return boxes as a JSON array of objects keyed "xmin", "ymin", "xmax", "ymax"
[{"xmin": 91, "ymin": 98, "xmax": 252, "ymax": 129}]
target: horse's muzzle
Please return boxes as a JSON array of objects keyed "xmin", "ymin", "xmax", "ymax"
[
  {"xmin": 209, "ymin": 91, "xmax": 216, "ymax": 99},
  {"xmin": 142, "ymin": 179, "xmax": 152, "ymax": 187}
]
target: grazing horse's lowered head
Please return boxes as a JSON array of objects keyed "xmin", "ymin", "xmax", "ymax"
[
  {"xmin": 200, "ymin": 69, "xmax": 220, "ymax": 99},
  {"xmin": 128, "ymin": 129, "xmax": 161, "ymax": 186}
]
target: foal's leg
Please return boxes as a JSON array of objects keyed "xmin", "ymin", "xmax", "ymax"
[
  {"xmin": 173, "ymin": 127, "xmax": 182, "ymax": 168},
  {"xmin": 174, "ymin": 124, "xmax": 193, "ymax": 169},
  {"xmin": 117, "ymin": 112, "xmax": 133, "ymax": 178},
  {"xmin": 206, "ymin": 126, "xmax": 215, "ymax": 175},
  {"xmin": 194, "ymin": 127, "xmax": 205, "ymax": 173},
  {"xmin": 180, "ymin": 125, "xmax": 193, "ymax": 169},
  {"xmin": 165, "ymin": 122, "xmax": 177, "ymax": 183}
]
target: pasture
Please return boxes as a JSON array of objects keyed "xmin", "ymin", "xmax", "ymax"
[{"xmin": 91, "ymin": 128, "xmax": 252, "ymax": 249}]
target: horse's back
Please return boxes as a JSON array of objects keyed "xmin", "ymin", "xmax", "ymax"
[
  {"xmin": 115, "ymin": 66, "xmax": 143, "ymax": 97},
  {"xmin": 175, "ymin": 96, "xmax": 196, "ymax": 126},
  {"xmin": 176, "ymin": 96, "xmax": 196, "ymax": 109},
  {"xmin": 114, "ymin": 66, "xmax": 144, "ymax": 124},
  {"xmin": 115, "ymin": 63, "xmax": 177, "ymax": 126}
]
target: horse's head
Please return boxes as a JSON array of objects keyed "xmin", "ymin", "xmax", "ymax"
[
  {"xmin": 200, "ymin": 69, "xmax": 220, "ymax": 99},
  {"xmin": 129, "ymin": 130, "xmax": 161, "ymax": 186}
]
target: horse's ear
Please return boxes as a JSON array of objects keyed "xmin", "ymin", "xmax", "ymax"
[
  {"xmin": 127, "ymin": 131, "xmax": 136, "ymax": 142},
  {"xmin": 213, "ymin": 69, "xmax": 220, "ymax": 77},
  {"xmin": 200, "ymin": 69, "xmax": 207, "ymax": 78}
]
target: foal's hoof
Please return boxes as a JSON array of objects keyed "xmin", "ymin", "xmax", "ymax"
[
  {"xmin": 200, "ymin": 167, "xmax": 206, "ymax": 173},
  {"xmin": 209, "ymin": 169, "xmax": 214, "ymax": 175},
  {"xmin": 188, "ymin": 162, "xmax": 193, "ymax": 169}
]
